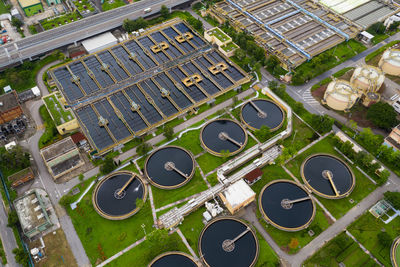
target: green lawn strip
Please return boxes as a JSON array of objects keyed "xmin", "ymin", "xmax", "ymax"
[
  {"xmin": 365, "ymin": 40, "xmax": 400, "ymax": 63},
  {"xmin": 43, "ymin": 94, "xmax": 73, "ymax": 126},
  {"xmin": 286, "ymin": 136, "xmax": 377, "ymax": 219},
  {"xmin": 208, "ymin": 27, "xmax": 230, "ymax": 42},
  {"xmin": 102, "ymin": 0, "xmax": 125, "ymax": 11},
  {"xmin": 168, "ymin": 129, "xmax": 203, "ymax": 156},
  {"xmin": 151, "ymin": 168, "xmax": 208, "ymax": 209},
  {"xmin": 108, "ymin": 232, "xmax": 189, "ymax": 267},
  {"xmin": 67, "ymin": 186, "xmax": 154, "ymax": 264},
  {"xmin": 282, "ymin": 115, "xmax": 317, "ymax": 150},
  {"xmin": 251, "ymin": 164, "xmax": 293, "ymax": 195},
  {"xmin": 254, "ymin": 231, "xmax": 280, "ymax": 267},
  {"xmin": 0, "ymin": 1, "xmax": 8, "ymax": 14},
  {"xmin": 38, "ymin": 105, "xmax": 63, "ymax": 149},
  {"xmin": 348, "ymin": 212, "xmax": 400, "ymax": 266},
  {"xmin": 179, "ymin": 207, "xmax": 206, "ymax": 255},
  {"xmin": 196, "ymin": 136, "xmax": 257, "ymax": 174},
  {"xmin": 371, "ymin": 34, "xmax": 389, "ymax": 45},
  {"xmin": 206, "ymin": 172, "xmax": 219, "ymax": 186},
  {"xmin": 293, "ymin": 40, "xmax": 366, "ymax": 85},
  {"xmin": 303, "ymin": 231, "xmax": 377, "ymax": 267},
  {"xmin": 258, "ymin": 203, "xmax": 330, "ymax": 254},
  {"xmin": 121, "ymin": 163, "xmax": 139, "ymax": 173},
  {"xmin": 310, "ymin": 67, "xmax": 355, "ymax": 92},
  {"xmin": 396, "ymin": 241, "xmax": 400, "ymax": 264},
  {"xmin": 221, "ymin": 42, "xmax": 238, "ymax": 52}
]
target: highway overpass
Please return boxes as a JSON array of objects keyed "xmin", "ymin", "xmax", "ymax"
[{"xmin": 0, "ymin": 0, "xmax": 193, "ymax": 69}]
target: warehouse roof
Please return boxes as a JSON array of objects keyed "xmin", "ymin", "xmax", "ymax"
[
  {"xmin": 82, "ymin": 32, "xmax": 117, "ymax": 53},
  {"xmin": 221, "ymin": 179, "xmax": 255, "ymax": 209}
]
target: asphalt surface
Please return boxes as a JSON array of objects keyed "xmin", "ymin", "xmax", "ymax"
[
  {"xmin": 0, "ymin": 0, "xmax": 192, "ymax": 68},
  {"xmin": 0, "ymin": 202, "xmax": 20, "ymax": 267}
]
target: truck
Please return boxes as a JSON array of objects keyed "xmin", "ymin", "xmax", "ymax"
[{"xmin": 143, "ymin": 7, "xmax": 151, "ymax": 13}]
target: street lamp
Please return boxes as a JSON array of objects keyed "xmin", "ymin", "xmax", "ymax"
[{"xmin": 141, "ymin": 223, "xmax": 146, "ymax": 236}]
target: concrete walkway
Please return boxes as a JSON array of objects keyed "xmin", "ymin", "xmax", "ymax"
[{"xmin": 176, "ymin": 228, "xmax": 198, "ymax": 259}]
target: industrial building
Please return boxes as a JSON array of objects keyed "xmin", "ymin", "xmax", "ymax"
[
  {"xmin": 40, "ymin": 136, "xmax": 84, "ymax": 179},
  {"xmin": 319, "ymin": 0, "xmax": 399, "ymax": 28},
  {"xmin": 42, "ymin": 92, "xmax": 79, "ymax": 135},
  {"xmin": 0, "ymin": 91, "xmax": 23, "ymax": 124},
  {"xmin": 49, "ymin": 19, "xmax": 250, "ymax": 155},
  {"xmin": 82, "ymin": 32, "xmax": 118, "ymax": 54},
  {"xmin": 219, "ymin": 179, "xmax": 256, "ymax": 214},
  {"xmin": 204, "ymin": 27, "xmax": 239, "ymax": 57},
  {"xmin": 8, "ymin": 167, "xmax": 34, "ymax": 188},
  {"xmin": 14, "ymin": 189, "xmax": 53, "ymax": 239},
  {"xmin": 210, "ymin": 0, "xmax": 361, "ymax": 69},
  {"xmin": 17, "ymin": 0, "xmax": 43, "ymax": 16}
]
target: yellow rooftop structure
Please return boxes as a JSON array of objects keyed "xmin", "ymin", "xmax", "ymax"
[
  {"xmin": 323, "ymin": 79, "xmax": 360, "ymax": 112},
  {"xmin": 379, "ymin": 48, "xmax": 400, "ymax": 76}
]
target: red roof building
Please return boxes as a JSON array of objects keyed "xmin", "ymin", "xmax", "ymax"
[
  {"xmin": 244, "ymin": 168, "xmax": 263, "ymax": 185},
  {"xmin": 71, "ymin": 132, "xmax": 86, "ymax": 144}
]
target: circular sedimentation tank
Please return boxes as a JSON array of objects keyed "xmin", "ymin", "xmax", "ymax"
[
  {"xmin": 92, "ymin": 171, "xmax": 147, "ymax": 220},
  {"xmin": 240, "ymin": 99, "xmax": 284, "ymax": 131},
  {"xmin": 144, "ymin": 146, "xmax": 195, "ymax": 189},
  {"xmin": 200, "ymin": 119, "xmax": 247, "ymax": 157},
  {"xmin": 198, "ymin": 217, "xmax": 258, "ymax": 267},
  {"xmin": 301, "ymin": 154, "xmax": 355, "ymax": 199},
  {"xmin": 259, "ymin": 180, "xmax": 315, "ymax": 231},
  {"xmin": 392, "ymin": 236, "xmax": 400, "ymax": 267},
  {"xmin": 149, "ymin": 251, "xmax": 198, "ymax": 267}
]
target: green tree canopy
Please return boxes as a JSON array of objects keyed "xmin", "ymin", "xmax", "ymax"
[
  {"xmin": 367, "ymin": 102, "xmax": 398, "ymax": 130},
  {"xmin": 100, "ymin": 157, "xmax": 116, "ymax": 174},
  {"xmin": 160, "ymin": 5, "xmax": 169, "ymax": 18},
  {"xmin": 384, "ymin": 191, "xmax": 400, "ymax": 210},
  {"xmin": 163, "ymin": 125, "xmax": 174, "ymax": 140}
]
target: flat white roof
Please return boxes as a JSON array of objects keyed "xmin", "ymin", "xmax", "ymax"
[
  {"xmin": 5, "ymin": 141, "xmax": 16, "ymax": 151},
  {"xmin": 31, "ymin": 86, "xmax": 40, "ymax": 96},
  {"xmin": 82, "ymin": 32, "xmax": 118, "ymax": 53},
  {"xmin": 361, "ymin": 31, "xmax": 374, "ymax": 39},
  {"xmin": 222, "ymin": 179, "xmax": 255, "ymax": 208}
]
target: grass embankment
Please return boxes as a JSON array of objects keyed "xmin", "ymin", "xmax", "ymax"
[{"xmin": 38, "ymin": 105, "xmax": 62, "ymax": 149}]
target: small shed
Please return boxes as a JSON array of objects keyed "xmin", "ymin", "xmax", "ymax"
[
  {"xmin": 360, "ymin": 31, "xmax": 374, "ymax": 44},
  {"xmin": 3, "ymin": 85, "xmax": 11, "ymax": 94},
  {"xmin": 31, "ymin": 86, "xmax": 40, "ymax": 97},
  {"xmin": 244, "ymin": 168, "xmax": 263, "ymax": 185}
]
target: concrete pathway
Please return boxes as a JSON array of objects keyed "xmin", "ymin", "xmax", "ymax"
[
  {"xmin": 96, "ymin": 237, "xmax": 146, "ymax": 267},
  {"xmin": 0, "ymin": 200, "xmax": 20, "ymax": 267},
  {"xmin": 176, "ymin": 228, "xmax": 198, "ymax": 259}
]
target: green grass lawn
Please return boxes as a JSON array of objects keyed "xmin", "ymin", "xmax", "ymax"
[
  {"xmin": 38, "ymin": 105, "xmax": 63, "ymax": 149},
  {"xmin": 254, "ymin": 231, "xmax": 280, "ymax": 267},
  {"xmin": 303, "ymin": 232, "xmax": 378, "ymax": 266},
  {"xmin": 348, "ymin": 212, "xmax": 400, "ymax": 266},
  {"xmin": 286, "ymin": 135, "xmax": 377, "ymax": 219},
  {"xmin": 43, "ymin": 93, "xmax": 73, "ymax": 126},
  {"xmin": 221, "ymin": 42, "xmax": 238, "ymax": 52},
  {"xmin": 0, "ymin": 1, "xmax": 9, "ymax": 14},
  {"xmin": 108, "ymin": 232, "xmax": 189, "ymax": 267},
  {"xmin": 207, "ymin": 27, "xmax": 230, "ymax": 42},
  {"xmin": 73, "ymin": 0, "xmax": 95, "ymax": 12},
  {"xmin": 168, "ymin": 129, "xmax": 203, "ymax": 156},
  {"xmin": 251, "ymin": 164, "xmax": 292, "ymax": 195},
  {"xmin": 282, "ymin": 115, "xmax": 318, "ymax": 151},
  {"xmin": 151, "ymin": 168, "xmax": 208, "ymax": 209},
  {"xmin": 196, "ymin": 136, "xmax": 257, "ymax": 174},
  {"xmin": 396, "ymin": 240, "xmax": 400, "ymax": 265},
  {"xmin": 67, "ymin": 186, "xmax": 154, "ymax": 265},
  {"xmin": 102, "ymin": 0, "xmax": 125, "ymax": 11},
  {"xmin": 0, "ymin": 52, "xmax": 60, "ymax": 94},
  {"xmin": 179, "ymin": 207, "xmax": 206, "ymax": 255}
]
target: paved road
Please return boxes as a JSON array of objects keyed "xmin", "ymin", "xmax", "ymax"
[
  {"xmin": 0, "ymin": 201, "xmax": 20, "ymax": 267},
  {"xmin": 0, "ymin": 0, "xmax": 192, "ymax": 69}
]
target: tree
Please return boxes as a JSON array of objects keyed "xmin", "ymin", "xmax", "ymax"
[
  {"xmin": 163, "ymin": 125, "xmax": 174, "ymax": 140},
  {"xmin": 389, "ymin": 21, "xmax": 400, "ymax": 31},
  {"xmin": 13, "ymin": 247, "xmax": 28, "ymax": 266},
  {"xmin": 311, "ymin": 114, "xmax": 334, "ymax": 133},
  {"xmin": 378, "ymin": 169, "xmax": 390, "ymax": 185},
  {"xmin": 234, "ymin": 49, "xmax": 246, "ymax": 61},
  {"xmin": 79, "ymin": 173, "xmax": 84, "ymax": 181},
  {"xmin": 348, "ymin": 120, "xmax": 358, "ymax": 134},
  {"xmin": 122, "ymin": 17, "xmax": 148, "ymax": 33},
  {"xmin": 137, "ymin": 142, "xmax": 152, "ymax": 156},
  {"xmin": 11, "ymin": 17, "xmax": 23, "ymax": 28},
  {"xmin": 100, "ymin": 157, "xmax": 116, "ymax": 174},
  {"xmin": 377, "ymin": 232, "xmax": 392, "ymax": 247},
  {"xmin": 160, "ymin": 5, "xmax": 169, "ymax": 18},
  {"xmin": 367, "ymin": 22, "xmax": 386, "ymax": 35},
  {"xmin": 59, "ymin": 194, "xmax": 74, "ymax": 208},
  {"xmin": 7, "ymin": 210, "xmax": 19, "ymax": 227},
  {"xmin": 357, "ymin": 128, "xmax": 384, "ymax": 154},
  {"xmin": 384, "ymin": 191, "xmax": 400, "ymax": 210},
  {"xmin": 367, "ymin": 102, "xmax": 398, "ymax": 130}
]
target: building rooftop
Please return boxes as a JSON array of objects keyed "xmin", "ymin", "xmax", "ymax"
[
  {"xmin": 221, "ymin": 179, "xmax": 255, "ymax": 209},
  {"xmin": 82, "ymin": 32, "xmax": 117, "ymax": 53},
  {"xmin": 244, "ymin": 168, "xmax": 263, "ymax": 183},
  {"xmin": 41, "ymin": 136, "xmax": 76, "ymax": 162},
  {"xmin": 0, "ymin": 91, "xmax": 19, "ymax": 114},
  {"xmin": 206, "ymin": 28, "xmax": 230, "ymax": 43},
  {"xmin": 18, "ymin": 0, "xmax": 41, "ymax": 8},
  {"xmin": 43, "ymin": 93, "xmax": 74, "ymax": 126}
]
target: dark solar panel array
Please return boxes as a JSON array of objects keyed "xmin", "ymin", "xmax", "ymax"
[
  {"xmin": 124, "ymin": 85, "xmax": 163, "ymax": 124},
  {"xmin": 52, "ymin": 21, "xmax": 247, "ymax": 153},
  {"xmin": 76, "ymin": 105, "xmax": 114, "ymax": 151},
  {"xmin": 112, "ymin": 46, "xmax": 143, "ymax": 75},
  {"xmin": 208, "ymin": 51, "xmax": 245, "ymax": 81},
  {"xmin": 154, "ymin": 73, "xmax": 192, "ymax": 109},
  {"xmin": 124, "ymin": 40, "xmax": 157, "ymax": 69},
  {"xmin": 162, "ymin": 27, "xmax": 195, "ymax": 53},
  {"xmin": 53, "ymin": 68, "xmax": 85, "ymax": 102},
  {"xmin": 181, "ymin": 61, "xmax": 221, "ymax": 95},
  {"xmin": 93, "ymin": 99, "xmax": 132, "ymax": 141},
  {"xmin": 97, "ymin": 51, "xmax": 129, "ymax": 82},
  {"xmin": 168, "ymin": 67, "xmax": 207, "ymax": 101},
  {"xmin": 69, "ymin": 61, "xmax": 100, "ymax": 94},
  {"xmin": 197, "ymin": 56, "xmax": 233, "ymax": 88},
  {"xmin": 84, "ymin": 56, "xmax": 114, "ymax": 88},
  {"xmin": 140, "ymin": 80, "xmax": 178, "ymax": 117},
  {"xmin": 109, "ymin": 92, "xmax": 148, "ymax": 132},
  {"xmin": 138, "ymin": 36, "xmax": 169, "ymax": 64},
  {"xmin": 150, "ymin": 31, "xmax": 183, "ymax": 59}
]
